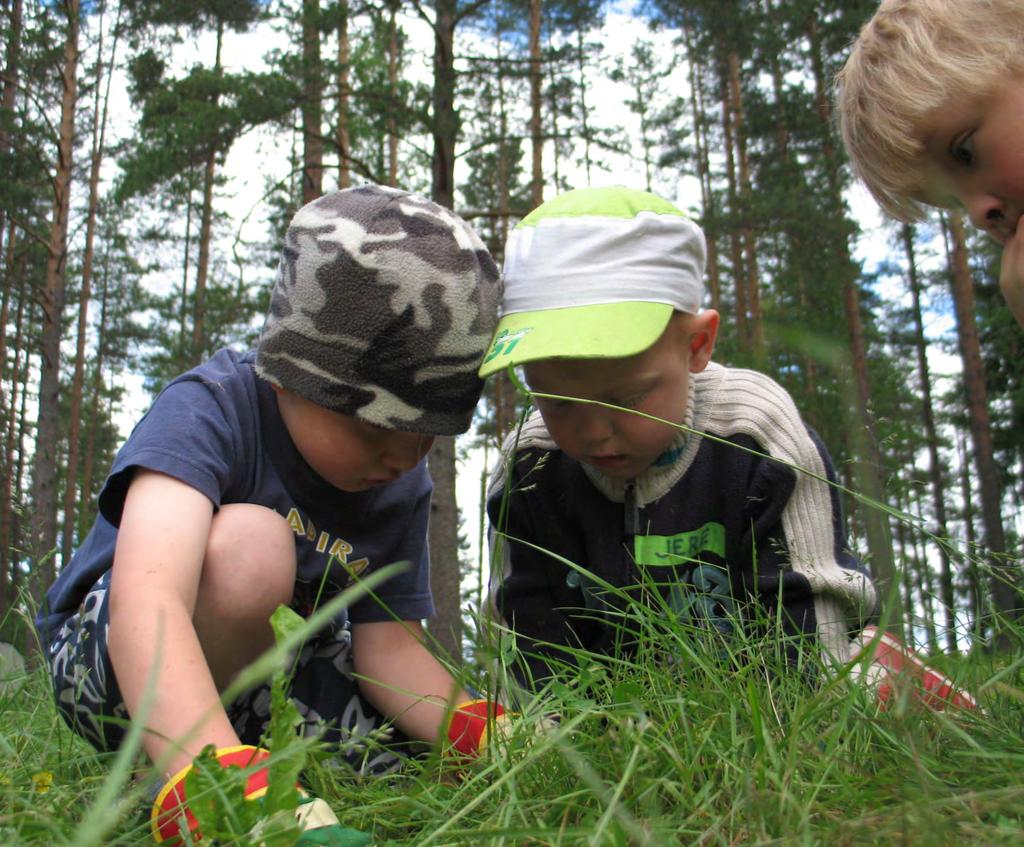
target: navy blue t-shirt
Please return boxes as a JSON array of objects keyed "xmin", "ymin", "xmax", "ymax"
[{"xmin": 36, "ymin": 348, "xmax": 435, "ymax": 643}]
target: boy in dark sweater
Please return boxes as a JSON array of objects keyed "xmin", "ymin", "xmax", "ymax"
[{"xmin": 481, "ymin": 187, "xmax": 974, "ymax": 711}]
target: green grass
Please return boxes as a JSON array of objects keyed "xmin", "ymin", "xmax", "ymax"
[{"xmin": 2, "ymin": 606, "xmax": 1022, "ymax": 846}]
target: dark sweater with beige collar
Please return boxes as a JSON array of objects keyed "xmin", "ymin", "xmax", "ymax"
[{"xmin": 486, "ymin": 362, "xmax": 877, "ymax": 688}]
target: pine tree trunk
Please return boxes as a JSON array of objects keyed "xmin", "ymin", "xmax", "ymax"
[
  {"xmin": 727, "ymin": 51, "xmax": 763, "ymax": 361},
  {"xmin": 684, "ymin": 33, "xmax": 720, "ymax": 313},
  {"xmin": 492, "ymin": 28, "xmax": 518, "ymax": 444},
  {"xmin": 528, "ymin": 0, "xmax": 543, "ymax": 208},
  {"xmin": 79, "ymin": 254, "xmax": 111, "ymax": 544},
  {"xmin": 957, "ymin": 432, "xmax": 984, "ymax": 642},
  {"xmin": 11, "ymin": 335, "xmax": 33, "ymax": 618},
  {"xmin": 944, "ymin": 212, "xmax": 1019, "ymax": 647},
  {"xmin": 1, "ymin": 234, "xmax": 26, "ymax": 621},
  {"xmin": 190, "ymin": 22, "xmax": 223, "ymax": 366},
  {"xmin": 192, "ymin": 150, "xmax": 216, "ymax": 366},
  {"xmin": 894, "ymin": 494, "xmax": 916, "ymax": 648},
  {"xmin": 0, "ymin": 224, "xmax": 12, "ymax": 436},
  {"xmin": 912, "ymin": 503, "xmax": 940, "ymax": 653},
  {"xmin": 575, "ymin": 28, "xmax": 592, "ymax": 186},
  {"xmin": 62, "ymin": 2, "xmax": 118, "ymax": 567},
  {"xmin": 427, "ymin": 0, "xmax": 463, "ymax": 666},
  {"xmin": 431, "ymin": 0, "xmax": 456, "ymax": 211},
  {"xmin": 902, "ymin": 223, "xmax": 958, "ymax": 652},
  {"xmin": 31, "ymin": 0, "xmax": 80, "ymax": 607},
  {"xmin": 762, "ymin": 0, "xmax": 789, "ymax": 159},
  {"xmin": 0, "ymin": 0, "xmax": 22, "ymax": 257},
  {"xmin": 386, "ymin": 0, "xmax": 399, "ymax": 187},
  {"xmin": 427, "ymin": 438, "xmax": 462, "ymax": 665},
  {"xmin": 495, "ymin": 26, "xmax": 509, "ymax": 251},
  {"xmin": 763, "ymin": 0, "xmax": 817, "ymax": 392},
  {"xmin": 718, "ymin": 58, "xmax": 748, "ymax": 347},
  {"xmin": 180, "ymin": 172, "xmax": 194, "ymax": 362},
  {"xmin": 841, "ymin": 273, "xmax": 904, "ymax": 632},
  {"xmin": 547, "ymin": 40, "xmax": 562, "ymax": 191},
  {"xmin": 302, "ymin": 0, "xmax": 324, "ymax": 203},
  {"xmin": 808, "ymin": 15, "xmax": 901, "ymax": 634},
  {"xmin": 336, "ymin": 1, "xmax": 351, "ymax": 190}
]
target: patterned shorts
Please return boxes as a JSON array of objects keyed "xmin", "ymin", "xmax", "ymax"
[{"xmin": 44, "ymin": 571, "xmax": 409, "ymax": 775}]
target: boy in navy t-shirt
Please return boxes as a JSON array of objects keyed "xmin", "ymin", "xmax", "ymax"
[{"xmin": 37, "ymin": 186, "xmax": 506, "ymax": 844}]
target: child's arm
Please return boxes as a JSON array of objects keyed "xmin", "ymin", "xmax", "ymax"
[
  {"xmin": 350, "ymin": 619, "xmax": 471, "ymax": 743},
  {"xmin": 108, "ymin": 469, "xmax": 242, "ymax": 778},
  {"xmin": 1000, "ymin": 217, "xmax": 1024, "ymax": 328}
]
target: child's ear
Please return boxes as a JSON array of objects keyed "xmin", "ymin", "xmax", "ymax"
[{"xmin": 688, "ymin": 309, "xmax": 719, "ymax": 373}]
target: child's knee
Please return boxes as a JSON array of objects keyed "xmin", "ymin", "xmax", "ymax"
[{"xmin": 202, "ymin": 504, "xmax": 296, "ymax": 615}]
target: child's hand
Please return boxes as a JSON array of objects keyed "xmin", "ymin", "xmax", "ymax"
[
  {"xmin": 999, "ymin": 215, "xmax": 1024, "ymax": 329},
  {"xmin": 152, "ymin": 745, "xmax": 370, "ymax": 846}
]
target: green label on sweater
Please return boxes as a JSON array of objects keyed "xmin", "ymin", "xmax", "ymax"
[{"xmin": 634, "ymin": 522, "xmax": 726, "ymax": 567}]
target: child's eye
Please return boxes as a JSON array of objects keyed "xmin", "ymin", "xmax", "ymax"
[
  {"xmin": 613, "ymin": 390, "xmax": 648, "ymax": 410},
  {"xmin": 534, "ymin": 395, "xmax": 572, "ymax": 412},
  {"xmin": 950, "ymin": 132, "xmax": 976, "ymax": 167},
  {"xmin": 361, "ymin": 419, "xmax": 390, "ymax": 436}
]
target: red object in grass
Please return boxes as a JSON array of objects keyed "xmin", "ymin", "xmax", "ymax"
[
  {"xmin": 446, "ymin": 699, "xmax": 505, "ymax": 757},
  {"xmin": 856, "ymin": 625, "xmax": 978, "ymax": 711},
  {"xmin": 152, "ymin": 745, "xmax": 271, "ymax": 844}
]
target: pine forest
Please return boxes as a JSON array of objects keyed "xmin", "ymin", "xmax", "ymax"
[{"xmin": 2, "ymin": 0, "xmax": 1022, "ymax": 665}]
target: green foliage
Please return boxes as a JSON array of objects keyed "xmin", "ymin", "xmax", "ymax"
[
  {"xmin": 181, "ymin": 744, "xmax": 299, "ymax": 846},
  {"xmin": 116, "ymin": 66, "xmax": 297, "ymax": 200},
  {"xmin": 120, "ymin": 0, "xmax": 266, "ymax": 35},
  {"xmin": 2, "ymin": 594, "xmax": 1023, "ymax": 845}
]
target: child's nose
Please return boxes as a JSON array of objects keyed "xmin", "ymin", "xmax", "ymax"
[
  {"xmin": 964, "ymin": 190, "xmax": 1007, "ymax": 236},
  {"xmin": 382, "ymin": 433, "xmax": 434, "ymax": 472},
  {"xmin": 576, "ymin": 408, "xmax": 614, "ymax": 446}
]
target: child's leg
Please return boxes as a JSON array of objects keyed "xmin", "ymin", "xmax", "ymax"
[
  {"xmin": 191, "ymin": 503, "xmax": 297, "ymax": 691},
  {"xmin": 46, "ymin": 569, "xmax": 130, "ymax": 750},
  {"xmin": 46, "ymin": 504, "xmax": 296, "ymax": 763}
]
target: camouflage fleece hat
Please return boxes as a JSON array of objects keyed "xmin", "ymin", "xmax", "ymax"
[{"xmin": 256, "ymin": 185, "xmax": 501, "ymax": 435}]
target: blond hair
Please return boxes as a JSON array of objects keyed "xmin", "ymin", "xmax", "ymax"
[{"xmin": 835, "ymin": 0, "xmax": 1024, "ymax": 221}]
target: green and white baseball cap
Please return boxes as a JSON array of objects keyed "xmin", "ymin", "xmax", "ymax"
[{"xmin": 478, "ymin": 186, "xmax": 706, "ymax": 377}]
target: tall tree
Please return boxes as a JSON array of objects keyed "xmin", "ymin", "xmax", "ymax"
[
  {"xmin": 0, "ymin": 0, "xmax": 23, "ymax": 258},
  {"xmin": 609, "ymin": 40, "xmax": 674, "ymax": 193},
  {"xmin": 944, "ymin": 212, "xmax": 1018, "ymax": 647},
  {"xmin": 527, "ymin": 0, "xmax": 542, "ymax": 207},
  {"xmin": 385, "ymin": 0, "xmax": 400, "ymax": 185},
  {"xmin": 301, "ymin": 0, "xmax": 324, "ymax": 202},
  {"xmin": 334, "ymin": 0, "xmax": 352, "ymax": 188},
  {"xmin": 1, "ymin": 242, "xmax": 30, "ymax": 626},
  {"xmin": 30, "ymin": 0, "xmax": 80, "ymax": 605},
  {"xmin": 806, "ymin": 9, "xmax": 902, "ymax": 633},
  {"xmin": 61, "ymin": 0, "xmax": 121, "ymax": 566},
  {"xmin": 901, "ymin": 223, "xmax": 957, "ymax": 652},
  {"xmin": 424, "ymin": 0, "xmax": 490, "ymax": 664},
  {"xmin": 118, "ymin": 0, "xmax": 287, "ymax": 369}
]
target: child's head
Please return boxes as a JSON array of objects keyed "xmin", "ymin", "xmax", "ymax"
[
  {"xmin": 479, "ymin": 186, "xmax": 718, "ymax": 479},
  {"xmin": 836, "ymin": 0, "xmax": 1024, "ymax": 230},
  {"xmin": 256, "ymin": 185, "xmax": 501, "ymax": 488}
]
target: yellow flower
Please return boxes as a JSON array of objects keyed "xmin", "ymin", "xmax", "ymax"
[{"xmin": 31, "ymin": 771, "xmax": 53, "ymax": 794}]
